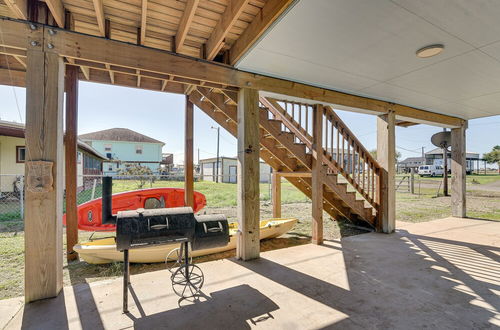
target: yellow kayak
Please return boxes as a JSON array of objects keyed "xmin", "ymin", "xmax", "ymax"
[{"xmin": 74, "ymin": 218, "xmax": 297, "ymax": 264}]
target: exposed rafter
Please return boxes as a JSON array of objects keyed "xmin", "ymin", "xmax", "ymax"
[
  {"xmin": 205, "ymin": 0, "xmax": 249, "ymax": 60},
  {"xmin": 229, "ymin": 0, "xmax": 294, "ymax": 65},
  {"xmin": 140, "ymin": 0, "xmax": 148, "ymax": 45},
  {"xmin": 4, "ymin": 0, "xmax": 27, "ymax": 20},
  {"xmin": 92, "ymin": 0, "xmax": 106, "ymax": 36},
  {"xmin": 45, "ymin": 0, "xmax": 65, "ymax": 28},
  {"xmin": 175, "ymin": 0, "xmax": 199, "ymax": 53}
]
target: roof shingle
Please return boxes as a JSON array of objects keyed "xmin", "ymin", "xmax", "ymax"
[{"xmin": 79, "ymin": 128, "xmax": 164, "ymax": 145}]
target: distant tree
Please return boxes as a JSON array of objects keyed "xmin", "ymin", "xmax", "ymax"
[
  {"xmin": 118, "ymin": 164, "xmax": 154, "ymax": 189},
  {"xmin": 483, "ymin": 145, "xmax": 500, "ymax": 173}
]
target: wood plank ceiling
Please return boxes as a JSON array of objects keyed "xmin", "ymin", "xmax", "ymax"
[{"xmin": 0, "ymin": 0, "xmax": 292, "ymax": 93}]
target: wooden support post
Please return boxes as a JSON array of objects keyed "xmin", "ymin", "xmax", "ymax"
[
  {"xmin": 312, "ymin": 104, "xmax": 324, "ymax": 245},
  {"xmin": 376, "ymin": 110, "xmax": 396, "ymax": 233},
  {"xmin": 25, "ymin": 47, "xmax": 64, "ymax": 302},
  {"xmin": 184, "ymin": 96, "xmax": 194, "ymax": 208},
  {"xmin": 271, "ymin": 172, "xmax": 281, "ymax": 218},
  {"xmin": 236, "ymin": 88, "xmax": 260, "ymax": 261},
  {"xmin": 451, "ymin": 123, "xmax": 467, "ymax": 217},
  {"xmin": 65, "ymin": 65, "xmax": 79, "ymax": 262}
]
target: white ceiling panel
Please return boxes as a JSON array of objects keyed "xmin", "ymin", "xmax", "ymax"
[
  {"xmin": 392, "ymin": 0, "xmax": 500, "ymax": 47},
  {"xmin": 236, "ymin": 0, "xmax": 500, "ymax": 119},
  {"xmin": 359, "ymin": 83, "xmax": 447, "ymax": 110},
  {"xmin": 387, "ymin": 50, "xmax": 500, "ymax": 101},
  {"xmin": 239, "ymin": 0, "xmax": 472, "ymax": 83}
]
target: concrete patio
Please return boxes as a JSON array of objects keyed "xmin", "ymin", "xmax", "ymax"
[{"xmin": 2, "ymin": 217, "xmax": 499, "ymax": 329}]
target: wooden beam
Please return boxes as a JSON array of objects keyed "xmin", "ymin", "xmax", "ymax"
[
  {"xmin": 92, "ymin": 0, "xmax": 106, "ymax": 37},
  {"xmin": 12, "ymin": 55, "xmax": 26, "ymax": 68},
  {"xmin": 237, "ymin": 88, "xmax": 260, "ymax": 261},
  {"xmin": 451, "ymin": 123, "xmax": 467, "ymax": 217},
  {"xmin": 0, "ymin": 19, "xmax": 465, "ymax": 128},
  {"xmin": 176, "ymin": 0, "xmax": 199, "ymax": 53},
  {"xmin": 271, "ymin": 171, "xmax": 281, "ymax": 218},
  {"xmin": 311, "ymin": 104, "xmax": 324, "ymax": 245},
  {"xmin": 140, "ymin": 0, "xmax": 148, "ymax": 45},
  {"xmin": 65, "ymin": 65, "xmax": 78, "ymax": 261},
  {"xmin": 184, "ymin": 96, "xmax": 194, "ymax": 208},
  {"xmin": 205, "ymin": 0, "xmax": 248, "ymax": 60},
  {"xmin": 376, "ymin": 110, "xmax": 396, "ymax": 233},
  {"xmin": 229, "ymin": 0, "xmax": 294, "ymax": 65},
  {"xmin": 45, "ymin": 0, "xmax": 65, "ymax": 28},
  {"xmin": 25, "ymin": 45, "xmax": 64, "ymax": 302},
  {"xmin": 4, "ymin": 0, "xmax": 28, "ymax": 20}
]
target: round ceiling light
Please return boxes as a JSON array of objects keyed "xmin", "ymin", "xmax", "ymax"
[{"xmin": 416, "ymin": 44, "xmax": 444, "ymax": 58}]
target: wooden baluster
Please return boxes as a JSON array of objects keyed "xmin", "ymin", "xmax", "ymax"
[
  {"xmin": 347, "ymin": 136, "xmax": 351, "ymax": 177},
  {"xmin": 366, "ymin": 164, "xmax": 370, "ymax": 200},
  {"xmin": 330, "ymin": 118, "xmax": 334, "ymax": 156},
  {"xmin": 341, "ymin": 132, "xmax": 345, "ymax": 171},
  {"xmin": 372, "ymin": 164, "xmax": 375, "ymax": 202},
  {"xmin": 357, "ymin": 147, "xmax": 361, "ymax": 187},
  {"xmin": 362, "ymin": 155, "xmax": 365, "ymax": 192},
  {"xmin": 336, "ymin": 123, "xmax": 340, "ymax": 164}
]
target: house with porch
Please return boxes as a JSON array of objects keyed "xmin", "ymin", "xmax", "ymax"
[
  {"xmin": 0, "ymin": 120, "xmax": 106, "ymax": 193},
  {"xmin": 79, "ymin": 128, "xmax": 165, "ymax": 176}
]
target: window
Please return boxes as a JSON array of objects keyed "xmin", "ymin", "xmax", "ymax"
[
  {"xmin": 135, "ymin": 145, "xmax": 143, "ymax": 154},
  {"xmin": 106, "ymin": 153, "xmax": 112, "ymax": 159},
  {"xmin": 104, "ymin": 144, "xmax": 112, "ymax": 152},
  {"xmin": 77, "ymin": 152, "xmax": 82, "ymax": 164},
  {"xmin": 108, "ymin": 165, "xmax": 113, "ymax": 171},
  {"xmin": 16, "ymin": 146, "xmax": 26, "ymax": 163}
]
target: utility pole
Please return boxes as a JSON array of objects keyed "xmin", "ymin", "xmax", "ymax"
[{"xmin": 211, "ymin": 126, "xmax": 220, "ymax": 183}]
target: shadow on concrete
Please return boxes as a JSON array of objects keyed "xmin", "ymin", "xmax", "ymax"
[
  {"xmin": 128, "ymin": 284, "xmax": 279, "ymax": 329},
  {"xmin": 21, "ymin": 293, "xmax": 69, "ymax": 330}
]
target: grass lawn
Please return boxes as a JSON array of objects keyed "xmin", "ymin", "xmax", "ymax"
[{"xmin": 396, "ymin": 173, "xmax": 500, "ymax": 185}]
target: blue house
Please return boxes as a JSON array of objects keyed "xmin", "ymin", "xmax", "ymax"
[{"xmin": 79, "ymin": 128, "xmax": 165, "ymax": 176}]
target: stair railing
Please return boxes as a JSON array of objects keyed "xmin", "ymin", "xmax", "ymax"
[{"xmin": 261, "ymin": 97, "xmax": 381, "ymax": 208}]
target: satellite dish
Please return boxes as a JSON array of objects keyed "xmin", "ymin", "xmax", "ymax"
[{"xmin": 431, "ymin": 131, "xmax": 451, "ymax": 149}]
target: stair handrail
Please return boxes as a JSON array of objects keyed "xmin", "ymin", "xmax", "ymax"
[{"xmin": 263, "ymin": 97, "xmax": 381, "ymax": 208}]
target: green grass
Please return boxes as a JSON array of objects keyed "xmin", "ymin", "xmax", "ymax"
[
  {"xmin": 396, "ymin": 173, "xmax": 500, "ymax": 185},
  {"xmin": 77, "ymin": 179, "xmax": 309, "ymax": 208}
]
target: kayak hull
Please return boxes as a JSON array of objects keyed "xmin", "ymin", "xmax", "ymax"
[
  {"xmin": 63, "ymin": 188, "xmax": 206, "ymax": 231},
  {"xmin": 74, "ymin": 218, "xmax": 297, "ymax": 264}
]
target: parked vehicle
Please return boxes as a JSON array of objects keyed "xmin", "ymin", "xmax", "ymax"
[{"xmin": 418, "ymin": 165, "xmax": 444, "ymax": 177}]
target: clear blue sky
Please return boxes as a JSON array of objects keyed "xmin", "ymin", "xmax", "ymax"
[{"xmin": 1, "ymin": 82, "xmax": 499, "ymax": 165}]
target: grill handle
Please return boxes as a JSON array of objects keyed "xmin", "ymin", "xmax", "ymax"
[{"xmin": 203, "ymin": 221, "xmax": 223, "ymax": 233}]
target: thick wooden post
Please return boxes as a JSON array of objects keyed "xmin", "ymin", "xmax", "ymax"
[
  {"xmin": 236, "ymin": 88, "xmax": 260, "ymax": 261},
  {"xmin": 451, "ymin": 123, "xmax": 467, "ymax": 217},
  {"xmin": 65, "ymin": 65, "xmax": 79, "ymax": 261},
  {"xmin": 376, "ymin": 110, "xmax": 396, "ymax": 233},
  {"xmin": 271, "ymin": 172, "xmax": 281, "ymax": 218},
  {"xmin": 184, "ymin": 96, "xmax": 194, "ymax": 208},
  {"xmin": 25, "ymin": 47, "xmax": 65, "ymax": 302},
  {"xmin": 312, "ymin": 104, "xmax": 324, "ymax": 245}
]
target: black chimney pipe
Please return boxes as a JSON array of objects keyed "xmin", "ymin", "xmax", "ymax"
[{"xmin": 102, "ymin": 176, "xmax": 116, "ymax": 224}]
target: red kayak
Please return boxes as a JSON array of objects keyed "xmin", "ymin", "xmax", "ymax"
[{"xmin": 63, "ymin": 188, "xmax": 207, "ymax": 231}]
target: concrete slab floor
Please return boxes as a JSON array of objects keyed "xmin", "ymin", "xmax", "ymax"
[{"xmin": 2, "ymin": 217, "xmax": 499, "ymax": 329}]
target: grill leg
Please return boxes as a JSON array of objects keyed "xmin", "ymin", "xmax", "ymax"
[
  {"xmin": 184, "ymin": 242, "xmax": 189, "ymax": 280},
  {"xmin": 123, "ymin": 249, "xmax": 129, "ymax": 313}
]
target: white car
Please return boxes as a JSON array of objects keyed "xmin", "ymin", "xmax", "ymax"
[{"xmin": 418, "ymin": 165, "xmax": 444, "ymax": 177}]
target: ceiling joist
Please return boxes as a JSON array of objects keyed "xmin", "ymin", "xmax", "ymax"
[
  {"xmin": 205, "ymin": 0, "xmax": 249, "ymax": 60},
  {"xmin": 229, "ymin": 0, "xmax": 295, "ymax": 65},
  {"xmin": 92, "ymin": 0, "xmax": 106, "ymax": 36},
  {"xmin": 45, "ymin": 0, "xmax": 65, "ymax": 28},
  {"xmin": 175, "ymin": 0, "xmax": 199, "ymax": 53},
  {"xmin": 140, "ymin": 0, "xmax": 148, "ymax": 45},
  {"xmin": 4, "ymin": 0, "xmax": 28, "ymax": 20}
]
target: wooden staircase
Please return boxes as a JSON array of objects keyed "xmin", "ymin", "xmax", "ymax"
[{"xmin": 189, "ymin": 87, "xmax": 382, "ymax": 228}]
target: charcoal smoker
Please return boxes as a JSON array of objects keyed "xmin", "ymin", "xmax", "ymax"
[{"xmin": 101, "ymin": 177, "xmax": 229, "ymax": 313}]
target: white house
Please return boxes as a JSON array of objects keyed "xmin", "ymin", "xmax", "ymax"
[{"xmin": 200, "ymin": 156, "xmax": 272, "ymax": 183}]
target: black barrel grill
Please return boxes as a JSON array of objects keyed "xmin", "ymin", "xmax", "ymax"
[{"xmin": 101, "ymin": 177, "xmax": 229, "ymax": 313}]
